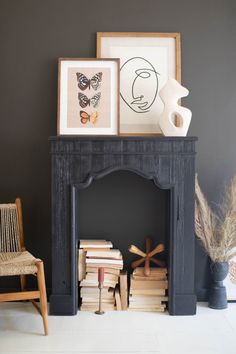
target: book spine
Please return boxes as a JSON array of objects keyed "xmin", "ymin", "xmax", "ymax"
[
  {"xmin": 119, "ymin": 270, "xmax": 128, "ymax": 310},
  {"xmin": 115, "ymin": 287, "xmax": 122, "ymax": 311}
]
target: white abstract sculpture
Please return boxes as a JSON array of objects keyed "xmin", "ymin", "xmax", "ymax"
[{"xmin": 158, "ymin": 78, "xmax": 192, "ymax": 136}]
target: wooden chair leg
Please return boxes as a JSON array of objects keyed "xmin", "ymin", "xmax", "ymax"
[
  {"xmin": 20, "ymin": 274, "xmax": 26, "ymax": 291},
  {"xmin": 36, "ymin": 261, "xmax": 48, "ymax": 335}
]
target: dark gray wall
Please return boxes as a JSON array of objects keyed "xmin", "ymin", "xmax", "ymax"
[
  {"xmin": 78, "ymin": 171, "xmax": 169, "ymax": 272},
  {"xmin": 0, "ymin": 0, "xmax": 236, "ymax": 296}
]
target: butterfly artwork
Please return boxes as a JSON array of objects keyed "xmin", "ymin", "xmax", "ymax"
[
  {"xmin": 58, "ymin": 59, "xmax": 119, "ymax": 135},
  {"xmin": 76, "ymin": 72, "xmax": 103, "ymax": 91},
  {"xmin": 80, "ymin": 110, "xmax": 98, "ymax": 125},
  {"xmin": 78, "ymin": 92, "xmax": 101, "ymax": 109}
]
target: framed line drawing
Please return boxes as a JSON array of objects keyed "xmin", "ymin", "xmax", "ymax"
[
  {"xmin": 97, "ymin": 32, "xmax": 181, "ymax": 135},
  {"xmin": 57, "ymin": 58, "xmax": 120, "ymax": 135},
  {"xmin": 225, "ymin": 256, "xmax": 236, "ymax": 301}
]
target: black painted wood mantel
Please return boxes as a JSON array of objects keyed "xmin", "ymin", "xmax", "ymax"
[{"xmin": 50, "ymin": 136, "xmax": 197, "ymax": 316}]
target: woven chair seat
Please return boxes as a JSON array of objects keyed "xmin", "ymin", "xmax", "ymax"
[
  {"xmin": 0, "ymin": 199, "xmax": 48, "ymax": 335},
  {"xmin": 0, "ymin": 251, "xmax": 40, "ymax": 276}
]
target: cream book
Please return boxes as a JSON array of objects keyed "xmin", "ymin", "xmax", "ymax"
[
  {"xmin": 129, "ymin": 305, "xmax": 166, "ymax": 312},
  {"xmin": 85, "ymin": 272, "xmax": 119, "ymax": 282},
  {"xmin": 80, "ymin": 240, "xmax": 113, "ymax": 248},
  {"xmin": 84, "ymin": 263, "xmax": 123, "ymax": 270},
  {"xmin": 86, "ymin": 249, "xmax": 122, "ymax": 259},
  {"xmin": 78, "ymin": 249, "xmax": 86, "ymax": 281},
  {"xmin": 128, "ymin": 308, "xmax": 165, "ymax": 312},
  {"xmin": 86, "ymin": 266, "xmax": 120, "ymax": 276},
  {"xmin": 130, "ymin": 289, "xmax": 166, "ymax": 296},
  {"xmin": 129, "ymin": 303, "xmax": 166, "ymax": 308},
  {"xmin": 82, "ymin": 248, "xmax": 115, "ymax": 252},
  {"xmin": 133, "ymin": 267, "xmax": 167, "ymax": 276},
  {"xmin": 86, "ymin": 258, "xmax": 123, "ymax": 265},
  {"xmin": 115, "ymin": 287, "xmax": 122, "ymax": 311},
  {"xmin": 129, "ymin": 295, "xmax": 168, "ymax": 304},
  {"xmin": 80, "ymin": 279, "xmax": 118, "ymax": 288},
  {"xmin": 80, "ymin": 303, "xmax": 116, "ymax": 311},
  {"xmin": 80, "ymin": 287, "xmax": 114, "ymax": 296},
  {"xmin": 81, "ymin": 297, "xmax": 115, "ymax": 304},
  {"xmin": 119, "ymin": 270, "xmax": 128, "ymax": 310},
  {"xmin": 130, "ymin": 277, "xmax": 168, "ymax": 290},
  {"xmin": 133, "ymin": 274, "xmax": 167, "ymax": 281}
]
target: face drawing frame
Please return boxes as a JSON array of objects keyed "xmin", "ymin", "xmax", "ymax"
[
  {"xmin": 97, "ymin": 32, "xmax": 181, "ymax": 135},
  {"xmin": 57, "ymin": 58, "xmax": 120, "ymax": 135}
]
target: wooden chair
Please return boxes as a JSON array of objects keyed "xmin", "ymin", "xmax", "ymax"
[{"xmin": 0, "ymin": 198, "xmax": 48, "ymax": 335}]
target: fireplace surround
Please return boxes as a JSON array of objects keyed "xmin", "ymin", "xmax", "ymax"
[{"xmin": 50, "ymin": 136, "xmax": 197, "ymax": 316}]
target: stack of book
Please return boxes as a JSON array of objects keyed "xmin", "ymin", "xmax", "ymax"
[
  {"xmin": 129, "ymin": 267, "xmax": 168, "ymax": 312},
  {"xmin": 78, "ymin": 239, "xmax": 123, "ymax": 311}
]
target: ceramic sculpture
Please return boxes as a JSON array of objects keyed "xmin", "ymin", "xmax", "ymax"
[{"xmin": 158, "ymin": 78, "xmax": 192, "ymax": 136}]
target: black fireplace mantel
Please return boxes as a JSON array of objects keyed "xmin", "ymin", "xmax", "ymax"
[{"xmin": 50, "ymin": 136, "xmax": 197, "ymax": 316}]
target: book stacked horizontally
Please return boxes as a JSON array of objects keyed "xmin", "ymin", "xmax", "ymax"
[
  {"xmin": 129, "ymin": 267, "xmax": 168, "ymax": 312},
  {"xmin": 78, "ymin": 239, "xmax": 123, "ymax": 311}
]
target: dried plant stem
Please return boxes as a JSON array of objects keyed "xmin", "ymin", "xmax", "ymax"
[{"xmin": 195, "ymin": 175, "xmax": 236, "ymax": 263}]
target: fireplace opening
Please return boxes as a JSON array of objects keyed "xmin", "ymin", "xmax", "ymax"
[{"xmin": 76, "ymin": 170, "xmax": 170, "ymax": 310}]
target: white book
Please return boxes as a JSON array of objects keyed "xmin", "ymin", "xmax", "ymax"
[
  {"xmin": 80, "ymin": 287, "xmax": 114, "ymax": 296},
  {"xmin": 80, "ymin": 240, "xmax": 113, "ymax": 249},
  {"xmin": 80, "ymin": 287, "xmax": 114, "ymax": 299},
  {"xmin": 81, "ymin": 297, "xmax": 115, "ymax": 303},
  {"xmin": 80, "ymin": 279, "xmax": 118, "ymax": 288},
  {"xmin": 86, "ymin": 258, "xmax": 123, "ymax": 265},
  {"xmin": 86, "ymin": 263, "xmax": 123, "ymax": 270},
  {"xmin": 85, "ymin": 272, "xmax": 119, "ymax": 282},
  {"xmin": 86, "ymin": 249, "xmax": 121, "ymax": 259},
  {"xmin": 129, "ymin": 295, "xmax": 168, "ymax": 304}
]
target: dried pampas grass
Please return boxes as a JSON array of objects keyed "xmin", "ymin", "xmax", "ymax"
[{"xmin": 195, "ymin": 175, "xmax": 236, "ymax": 262}]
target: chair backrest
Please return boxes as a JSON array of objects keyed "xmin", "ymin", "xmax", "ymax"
[{"xmin": 0, "ymin": 198, "xmax": 24, "ymax": 252}]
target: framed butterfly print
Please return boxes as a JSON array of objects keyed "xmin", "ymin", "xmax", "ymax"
[
  {"xmin": 97, "ymin": 32, "xmax": 181, "ymax": 135},
  {"xmin": 57, "ymin": 58, "xmax": 120, "ymax": 135}
]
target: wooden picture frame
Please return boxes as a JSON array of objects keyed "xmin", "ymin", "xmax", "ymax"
[
  {"xmin": 225, "ymin": 256, "xmax": 236, "ymax": 301},
  {"xmin": 57, "ymin": 58, "xmax": 120, "ymax": 135},
  {"xmin": 97, "ymin": 32, "xmax": 181, "ymax": 136}
]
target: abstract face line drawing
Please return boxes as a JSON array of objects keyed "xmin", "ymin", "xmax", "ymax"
[
  {"xmin": 120, "ymin": 57, "xmax": 159, "ymax": 114},
  {"xmin": 76, "ymin": 72, "xmax": 103, "ymax": 91},
  {"xmin": 78, "ymin": 92, "xmax": 101, "ymax": 108}
]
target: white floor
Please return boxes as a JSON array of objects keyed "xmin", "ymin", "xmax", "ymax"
[{"xmin": 0, "ymin": 302, "xmax": 236, "ymax": 354}]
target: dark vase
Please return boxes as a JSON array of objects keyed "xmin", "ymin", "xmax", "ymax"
[{"xmin": 208, "ymin": 261, "xmax": 229, "ymax": 309}]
